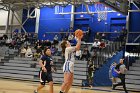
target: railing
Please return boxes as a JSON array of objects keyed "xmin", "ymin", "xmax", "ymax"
[
  {"xmin": 81, "ymin": 41, "xmax": 123, "ymax": 69},
  {"xmin": 127, "ymin": 32, "xmax": 140, "ymax": 43},
  {"xmin": 125, "ymin": 44, "xmax": 140, "ymax": 69},
  {"xmin": 92, "ymin": 41, "xmax": 123, "ymax": 69},
  {"xmin": 125, "ymin": 56, "xmax": 140, "ymax": 70}
]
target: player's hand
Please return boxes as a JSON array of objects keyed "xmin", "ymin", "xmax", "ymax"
[
  {"xmin": 77, "ymin": 34, "xmax": 83, "ymax": 40},
  {"xmin": 118, "ymin": 71, "xmax": 120, "ymax": 74},
  {"xmin": 50, "ymin": 61, "xmax": 53, "ymax": 65},
  {"xmin": 43, "ymin": 67, "xmax": 47, "ymax": 72},
  {"xmin": 51, "ymin": 67, "xmax": 56, "ymax": 72}
]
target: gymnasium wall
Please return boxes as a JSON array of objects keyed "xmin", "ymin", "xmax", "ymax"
[
  {"xmin": 74, "ymin": 5, "xmax": 126, "ymax": 32},
  {"xmin": 129, "ymin": 4, "xmax": 140, "ymax": 32},
  {"xmin": 38, "ymin": 6, "xmax": 71, "ymax": 40},
  {"xmin": 22, "ymin": 5, "xmax": 126, "ymax": 40}
]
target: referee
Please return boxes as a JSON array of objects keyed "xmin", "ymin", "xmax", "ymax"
[{"xmin": 112, "ymin": 59, "xmax": 128, "ymax": 93}]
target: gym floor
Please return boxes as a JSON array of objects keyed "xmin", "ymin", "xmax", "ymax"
[{"xmin": 0, "ymin": 79, "xmax": 138, "ymax": 93}]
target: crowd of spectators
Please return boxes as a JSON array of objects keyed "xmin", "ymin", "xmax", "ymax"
[{"xmin": 0, "ymin": 27, "xmax": 128, "ymax": 88}]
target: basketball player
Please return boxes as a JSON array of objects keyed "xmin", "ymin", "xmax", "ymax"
[
  {"xmin": 34, "ymin": 48, "xmax": 54, "ymax": 93},
  {"xmin": 59, "ymin": 34, "xmax": 83, "ymax": 93}
]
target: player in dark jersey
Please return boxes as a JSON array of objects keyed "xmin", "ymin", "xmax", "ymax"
[{"xmin": 34, "ymin": 48, "xmax": 54, "ymax": 93}]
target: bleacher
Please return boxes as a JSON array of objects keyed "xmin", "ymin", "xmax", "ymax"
[
  {"xmin": 126, "ymin": 58, "xmax": 140, "ymax": 90},
  {"xmin": 0, "ymin": 55, "xmax": 88, "ymax": 86}
]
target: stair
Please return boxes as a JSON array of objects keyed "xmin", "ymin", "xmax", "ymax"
[{"xmin": 125, "ymin": 59, "xmax": 140, "ymax": 90}]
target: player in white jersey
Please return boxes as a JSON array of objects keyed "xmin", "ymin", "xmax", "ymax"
[{"xmin": 59, "ymin": 35, "xmax": 83, "ymax": 93}]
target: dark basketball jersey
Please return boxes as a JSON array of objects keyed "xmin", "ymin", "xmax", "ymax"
[{"xmin": 40, "ymin": 55, "xmax": 52, "ymax": 72}]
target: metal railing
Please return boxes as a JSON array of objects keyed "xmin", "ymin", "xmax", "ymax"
[{"xmin": 127, "ymin": 32, "xmax": 140, "ymax": 43}]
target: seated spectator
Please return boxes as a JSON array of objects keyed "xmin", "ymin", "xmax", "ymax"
[
  {"xmin": 50, "ymin": 44, "xmax": 57, "ymax": 56},
  {"xmin": 90, "ymin": 39, "xmax": 101, "ymax": 52},
  {"xmin": 81, "ymin": 47, "xmax": 90, "ymax": 61},
  {"xmin": 33, "ymin": 45, "xmax": 42, "ymax": 61},
  {"xmin": 25, "ymin": 46, "xmax": 33, "ymax": 58},
  {"xmin": 10, "ymin": 39, "xmax": 16, "ymax": 49},
  {"xmin": 43, "ymin": 40, "xmax": 52, "ymax": 49},
  {"xmin": 68, "ymin": 33, "xmax": 74, "ymax": 42},
  {"xmin": 88, "ymin": 60, "xmax": 94, "ymax": 88},
  {"xmin": 75, "ymin": 49, "xmax": 82, "ymax": 60},
  {"xmin": 53, "ymin": 35, "xmax": 59, "ymax": 45},
  {"xmin": 6, "ymin": 38, "xmax": 12, "ymax": 46},
  {"xmin": 99, "ymin": 40, "xmax": 106, "ymax": 49},
  {"xmin": 20, "ymin": 46, "xmax": 27, "ymax": 58}
]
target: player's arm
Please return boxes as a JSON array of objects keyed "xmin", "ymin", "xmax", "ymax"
[
  {"xmin": 39, "ymin": 60, "xmax": 47, "ymax": 72},
  {"xmin": 75, "ymin": 35, "xmax": 83, "ymax": 51},
  {"xmin": 114, "ymin": 68, "xmax": 120, "ymax": 74},
  {"xmin": 50, "ymin": 61, "xmax": 57, "ymax": 72}
]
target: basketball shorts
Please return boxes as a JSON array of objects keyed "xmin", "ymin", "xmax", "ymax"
[
  {"xmin": 63, "ymin": 61, "xmax": 74, "ymax": 73},
  {"xmin": 39, "ymin": 71, "xmax": 53, "ymax": 85}
]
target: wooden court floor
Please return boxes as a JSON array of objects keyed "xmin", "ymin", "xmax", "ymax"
[{"xmin": 0, "ymin": 79, "xmax": 138, "ymax": 93}]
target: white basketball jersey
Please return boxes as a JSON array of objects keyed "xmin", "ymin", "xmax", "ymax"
[{"xmin": 65, "ymin": 47, "xmax": 75, "ymax": 62}]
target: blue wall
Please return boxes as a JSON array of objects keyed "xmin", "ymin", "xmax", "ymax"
[
  {"xmin": 129, "ymin": 4, "xmax": 140, "ymax": 32},
  {"xmin": 73, "ymin": 5, "xmax": 126, "ymax": 42},
  {"xmin": 93, "ymin": 51, "xmax": 123, "ymax": 86},
  {"xmin": 22, "ymin": 5, "xmax": 127, "ymax": 40},
  {"xmin": 38, "ymin": 6, "xmax": 71, "ymax": 40},
  {"xmin": 73, "ymin": 5, "xmax": 126, "ymax": 32}
]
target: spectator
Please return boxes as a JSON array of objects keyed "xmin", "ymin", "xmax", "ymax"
[
  {"xmin": 20, "ymin": 46, "xmax": 27, "ymax": 58},
  {"xmin": 43, "ymin": 40, "xmax": 52, "ymax": 49},
  {"xmin": 33, "ymin": 45, "xmax": 42, "ymax": 61},
  {"xmin": 99, "ymin": 40, "xmax": 106, "ymax": 49},
  {"xmin": 101, "ymin": 33, "xmax": 106, "ymax": 41},
  {"xmin": 64, "ymin": 32, "xmax": 69, "ymax": 40},
  {"xmin": 3, "ymin": 34, "xmax": 8, "ymax": 40},
  {"xmin": 95, "ymin": 32, "xmax": 101, "ymax": 41},
  {"xmin": 69, "ymin": 27, "xmax": 74, "ymax": 32},
  {"xmin": 90, "ymin": 39, "xmax": 101, "ymax": 52},
  {"xmin": 88, "ymin": 60, "xmax": 94, "ymax": 88},
  {"xmin": 84, "ymin": 27, "xmax": 91, "ymax": 42},
  {"xmin": 25, "ymin": 46, "xmax": 33, "ymax": 58},
  {"xmin": 50, "ymin": 44, "xmax": 57, "ymax": 56},
  {"xmin": 53, "ymin": 35, "xmax": 59, "ymax": 45},
  {"xmin": 6, "ymin": 38, "xmax": 12, "ymax": 47},
  {"xmin": 75, "ymin": 50, "xmax": 82, "ymax": 60},
  {"xmin": 119, "ymin": 27, "xmax": 127, "ymax": 45},
  {"xmin": 68, "ymin": 33, "xmax": 74, "ymax": 43},
  {"xmin": 81, "ymin": 47, "xmax": 90, "ymax": 61}
]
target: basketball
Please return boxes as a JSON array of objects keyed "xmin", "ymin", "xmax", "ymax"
[{"xmin": 74, "ymin": 29, "xmax": 83, "ymax": 37}]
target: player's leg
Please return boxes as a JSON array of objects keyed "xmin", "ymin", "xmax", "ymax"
[
  {"xmin": 48, "ymin": 81, "xmax": 53, "ymax": 93},
  {"xmin": 65, "ymin": 73, "xmax": 73, "ymax": 93},
  {"xmin": 47, "ymin": 72, "xmax": 54, "ymax": 93},
  {"xmin": 36, "ymin": 84, "xmax": 45, "ymax": 92},
  {"xmin": 65, "ymin": 62, "xmax": 74, "ymax": 93},
  {"xmin": 60, "ymin": 73, "xmax": 69, "ymax": 93},
  {"xmin": 34, "ymin": 71, "xmax": 45, "ymax": 93}
]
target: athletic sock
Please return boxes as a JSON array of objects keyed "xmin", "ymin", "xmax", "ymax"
[{"xmin": 34, "ymin": 90, "xmax": 38, "ymax": 93}]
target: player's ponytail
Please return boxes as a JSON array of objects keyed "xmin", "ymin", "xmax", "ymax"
[{"xmin": 61, "ymin": 40, "xmax": 67, "ymax": 54}]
